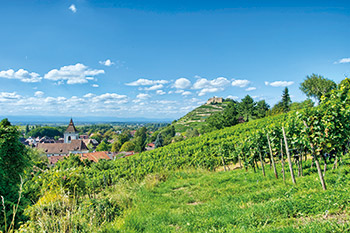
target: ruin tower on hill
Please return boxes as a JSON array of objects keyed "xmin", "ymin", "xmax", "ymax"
[
  {"xmin": 206, "ymin": 97, "xmax": 223, "ymax": 105},
  {"xmin": 64, "ymin": 118, "xmax": 79, "ymax": 143}
]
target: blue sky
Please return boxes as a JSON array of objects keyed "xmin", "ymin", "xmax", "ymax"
[{"xmin": 0, "ymin": 0, "xmax": 349, "ymax": 120}]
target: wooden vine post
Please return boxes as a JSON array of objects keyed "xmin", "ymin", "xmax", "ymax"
[
  {"xmin": 280, "ymin": 139, "xmax": 285, "ymax": 182},
  {"xmin": 282, "ymin": 127, "xmax": 296, "ymax": 185},
  {"xmin": 267, "ymin": 134, "xmax": 278, "ymax": 179},
  {"xmin": 259, "ymin": 151, "xmax": 266, "ymax": 177},
  {"xmin": 303, "ymin": 121, "xmax": 326, "ymax": 190}
]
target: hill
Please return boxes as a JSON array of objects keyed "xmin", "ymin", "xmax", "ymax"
[{"xmin": 173, "ymin": 100, "xmax": 231, "ymax": 133}]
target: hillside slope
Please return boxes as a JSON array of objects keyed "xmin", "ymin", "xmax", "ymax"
[{"xmin": 173, "ymin": 101, "xmax": 230, "ymax": 132}]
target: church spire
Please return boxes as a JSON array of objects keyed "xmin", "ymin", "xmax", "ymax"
[{"xmin": 65, "ymin": 118, "xmax": 77, "ymax": 133}]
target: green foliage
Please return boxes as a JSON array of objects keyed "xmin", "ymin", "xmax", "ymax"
[
  {"xmin": 238, "ymin": 95, "xmax": 256, "ymax": 121},
  {"xmin": 185, "ymin": 128, "xmax": 200, "ymax": 138},
  {"xmin": 27, "ymin": 126, "xmax": 63, "ymax": 138},
  {"xmin": 206, "ymin": 102, "xmax": 239, "ymax": 130},
  {"xmin": 134, "ymin": 127, "xmax": 147, "ymax": 152},
  {"xmin": 155, "ymin": 133, "xmax": 163, "ymax": 148},
  {"xmin": 281, "ymin": 87, "xmax": 291, "ymax": 113},
  {"xmin": 96, "ymin": 140, "xmax": 111, "ymax": 152},
  {"xmin": 300, "ymin": 73, "xmax": 336, "ymax": 102},
  {"xmin": 0, "ymin": 119, "xmax": 30, "ymax": 231},
  {"xmin": 255, "ymin": 100, "xmax": 270, "ymax": 118},
  {"xmin": 120, "ymin": 141, "xmax": 135, "ymax": 152}
]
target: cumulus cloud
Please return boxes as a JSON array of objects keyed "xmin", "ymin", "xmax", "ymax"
[
  {"xmin": 231, "ymin": 79, "xmax": 250, "ymax": 88},
  {"xmin": 69, "ymin": 4, "xmax": 77, "ymax": 13},
  {"xmin": 83, "ymin": 93, "xmax": 95, "ymax": 98},
  {"xmin": 192, "ymin": 77, "xmax": 230, "ymax": 96},
  {"xmin": 44, "ymin": 63, "xmax": 104, "ymax": 84},
  {"xmin": 136, "ymin": 93, "xmax": 151, "ymax": 99},
  {"xmin": 126, "ymin": 78, "xmax": 168, "ymax": 86},
  {"xmin": 34, "ymin": 91, "xmax": 44, "ymax": 97},
  {"xmin": 245, "ymin": 87, "xmax": 256, "ymax": 91},
  {"xmin": 0, "ymin": 69, "xmax": 41, "ymax": 83},
  {"xmin": 182, "ymin": 91, "xmax": 192, "ymax": 96},
  {"xmin": 226, "ymin": 95, "xmax": 239, "ymax": 100},
  {"xmin": 92, "ymin": 84, "xmax": 99, "ymax": 88},
  {"xmin": 174, "ymin": 78, "xmax": 191, "ymax": 89},
  {"xmin": 144, "ymin": 84, "xmax": 163, "ymax": 91},
  {"xmin": 0, "ymin": 92, "xmax": 22, "ymax": 101},
  {"xmin": 156, "ymin": 90, "xmax": 166, "ymax": 95},
  {"xmin": 193, "ymin": 77, "xmax": 230, "ymax": 90},
  {"xmin": 198, "ymin": 87, "xmax": 221, "ymax": 96},
  {"xmin": 334, "ymin": 58, "xmax": 350, "ymax": 64},
  {"xmin": 99, "ymin": 59, "xmax": 114, "ymax": 66},
  {"xmin": 91, "ymin": 93, "xmax": 128, "ymax": 104},
  {"xmin": 265, "ymin": 81, "xmax": 294, "ymax": 87}
]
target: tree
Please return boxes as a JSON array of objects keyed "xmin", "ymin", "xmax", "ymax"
[
  {"xmin": 255, "ymin": 100, "xmax": 270, "ymax": 118},
  {"xmin": 119, "ymin": 141, "xmax": 135, "ymax": 152},
  {"xmin": 95, "ymin": 140, "xmax": 111, "ymax": 151},
  {"xmin": 25, "ymin": 124, "xmax": 30, "ymax": 135},
  {"xmin": 154, "ymin": 133, "xmax": 163, "ymax": 148},
  {"xmin": 238, "ymin": 95, "xmax": 256, "ymax": 121},
  {"xmin": 185, "ymin": 128, "xmax": 199, "ymax": 138},
  {"xmin": 134, "ymin": 127, "xmax": 147, "ymax": 152},
  {"xmin": 0, "ymin": 119, "xmax": 29, "ymax": 230},
  {"xmin": 281, "ymin": 87, "xmax": 291, "ymax": 113},
  {"xmin": 300, "ymin": 74, "xmax": 336, "ymax": 103},
  {"xmin": 111, "ymin": 141, "xmax": 122, "ymax": 152}
]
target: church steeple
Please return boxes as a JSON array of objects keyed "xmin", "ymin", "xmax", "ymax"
[
  {"xmin": 65, "ymin": 118, "xmax": 77, "ymax": 133},
  {"xmin": 64, "ymin": 118, "xmax": 79, "ymax": 143}
]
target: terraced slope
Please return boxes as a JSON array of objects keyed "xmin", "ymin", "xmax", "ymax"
[{"xmin": 174, "ymin": 101, "xmax": 230, "ymax": 132}]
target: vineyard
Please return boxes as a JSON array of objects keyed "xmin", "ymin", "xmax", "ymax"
[{"xmin": 16, "ymin": 79, "xmax": 350, "ymax": 232}]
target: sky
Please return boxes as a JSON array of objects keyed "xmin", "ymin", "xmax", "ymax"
[{"xmin": 0, "ymin": 0, "xmax": 349, "ymax": 120}]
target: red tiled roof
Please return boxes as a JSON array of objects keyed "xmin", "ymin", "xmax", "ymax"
[
  {"xmin": 80, "ymin": 151, "xmax": 112, "ymax": 162},
  {"xmin": 48, "ymin": 155, "xmax": 68, "ymax": 165}
]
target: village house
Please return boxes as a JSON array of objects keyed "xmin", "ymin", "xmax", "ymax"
[{"xmin": 37, "ymin": 119, "xmax": 89, "ymax": 164}]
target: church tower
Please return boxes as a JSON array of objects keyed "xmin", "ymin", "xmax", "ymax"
[{"xmin": 64, "ymin": 118, "xmax": 79, "ymax": 143}]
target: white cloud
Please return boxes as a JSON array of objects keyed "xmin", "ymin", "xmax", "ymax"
[
  {"xmin": 99, "ymin": 59, "xmax": 114, "ymax": 66},
  {"xmin": 0, "ymin": 92, "xmax": 22, "ymax": 102},
  {"xmin": 231, "ymin": 79, "xmax": 250, "ymax": 88},
  {"xmin": 136, "ymin": 93, "xmax": 151, "ymax": 99},
  {"xmin": 34, "ymin": 91, "xmax": 44, "ymax": 97},
  {"xmin": 226, "ymin": 95, "xmax": 239, "ymax": 100},
  {"xmin": 156, "ymin": 90, "xmax": 166, "ymax": 95},
  {"xmin": 91, "ymin": 93, "xmax": 127, "ymax": 104},
  {"xmin": 193, "ymin": 77, "xmax": 230, "ymax": 89},
  {"xmin": 175, "ymin": 90, "xmax": 184, "ymax": 94},
  {"xmin": 198, "ymin": 87, "xmax": 221, "ymax": 96},
  {"xmin": 144, "ymin": 84, "xmax": 163, "ymax": 91},
  {"xmin": 335, "ymin": 58, "xmax": 350, "ymax": 64},
  {"xmin": 182, "ymin": 91, "xmax": 192, "ymax": 96},
  {"xmin": 92, "ymin": 84, "xmax": 99, "ymax": 88},
  {"xmin": 126, "ymin": 78, "xmax": 168, "ymax": 86},
  {"xmin": 0, "ymin": 69, "xmax": 42, "ymax": 83},
  {"xmin": 265, "ymin": 81, "xmax": 294, "ymax": 87},
  {"xmin": 69, "ymin": 4, "xmax": 77, "ymax": 13},
  {"xmin": 83, "ymin": 93, "xmax": 95, "ymax": 98},
  {"xmin": 174, "ymin": 78, "xmax": 191, "ymax": 89},
  {"xmin": 245, "ymin": 87, "xmax": 256, "ymax": 91},
  {"xmin": 44, "ymin": 63, "xmax": 104, "ymax": 84}
]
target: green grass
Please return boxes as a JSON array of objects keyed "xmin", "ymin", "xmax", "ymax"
[
  {"xmin": 115, "ymin": 162, "xmax": 350, "ymax": 232},
  {"xmin": 21, "ymin": 160, "xmax": 350, "ymax": 232}
]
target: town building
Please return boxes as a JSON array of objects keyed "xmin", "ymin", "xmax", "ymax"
[{"xmin": 37, "ymin": 119, "xmax": 89, "ymax": 158}]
